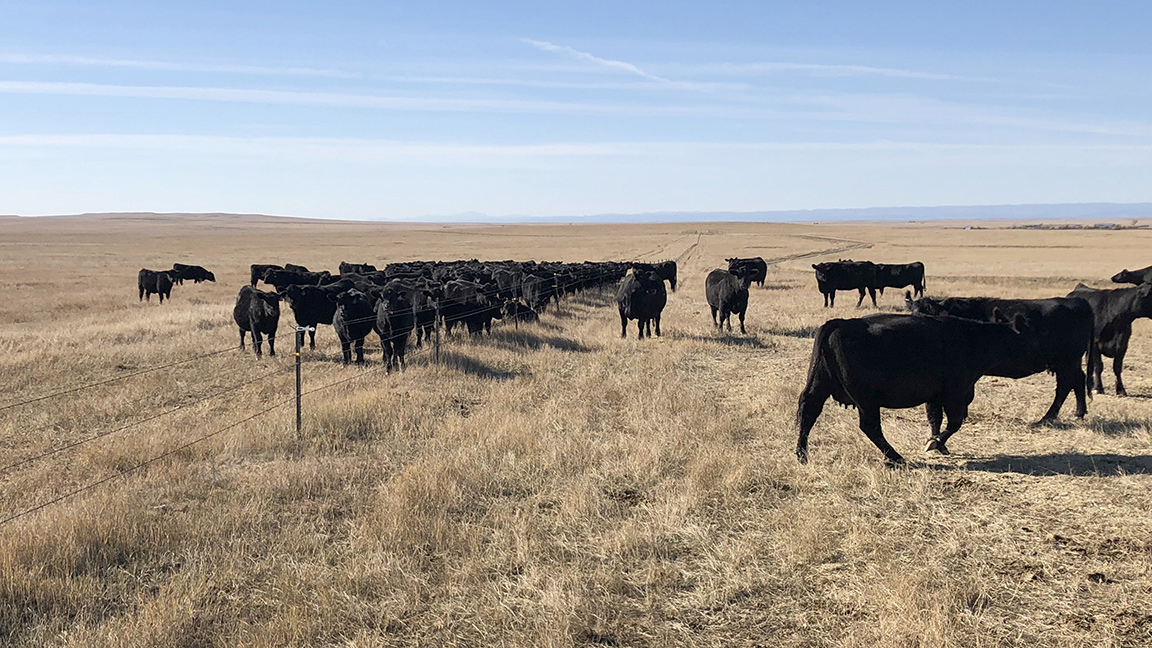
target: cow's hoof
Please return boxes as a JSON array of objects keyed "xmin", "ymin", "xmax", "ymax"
[
  {"xmin": 883, "ymin": 455, "xmax": 907, "ymax": 468},
  {"xmin": 925, "ymin": 438, "xmax": 950, "ymax": 455},
  {"xmin": 1117, "ymin": 389, "xmax": 1128, "ymax": 397},
  {"xmin": 795, "ymin": 448, "xmax": 809, "ymax": 464}
]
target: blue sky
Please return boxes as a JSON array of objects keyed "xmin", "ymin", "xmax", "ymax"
[{"xmin": 1, "ymin": 1, "xmax": 1149, "ymax": 219}]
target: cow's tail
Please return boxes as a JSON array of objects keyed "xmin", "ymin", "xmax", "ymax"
[
  {"xmin": 796, "ymin": 320, "xmax": 846, "ymax": 462},
  {"xmin": 1085, "ymin": 310, "xmax": 1096, "ymax": 401}
]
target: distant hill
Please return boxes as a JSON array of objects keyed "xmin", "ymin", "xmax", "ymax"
[
  {"xmin": 417, "ymin": 202, "xmax": 1152, "ymax": 224},
  {"xmin": 10, "ymin": 203, "xmax": 1152, "ymax": 224}
]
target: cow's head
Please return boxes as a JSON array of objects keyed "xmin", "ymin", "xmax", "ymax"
[
  {"xmin": 1111, "ymin": 269, "xmax": 1143, "ymax": 285},
  {"xmin": 204, "ymin": 270, "xmax": 216, "ymax": 282},
  {"xmin": 330, "ymin": 289, "xmax": 368, "ymax": 309}
]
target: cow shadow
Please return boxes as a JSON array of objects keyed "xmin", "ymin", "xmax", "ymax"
[
  {"xmin": 960, "ymin": 453, "xmax": 1152, "ymax": 476},
  {"xmin": 1031, "ymin": 418, "xmax": 1148, "ymax": 437},
  {"xmin": 488, "ymin": 329, "xmax": 591, "ymax": 353},
  {"xmin": 439, "ymin": 351, "xmax": 518, "ymax": 380},
  {"xmin": 765, "ymin": 325, "xmax": 819, "ymax": 339},
  {"xmin": 758, "ymin": 282, "xmax": 801, "ymax": 291},
  {"xmin": 672, "ymin": 332, "xmax": 773, "ymax": 349}
]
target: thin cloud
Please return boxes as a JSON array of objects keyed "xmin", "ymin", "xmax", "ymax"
[
  {"xmin": 523, "ymin": 39, "xmax": 708, "ymax": 90},
  {"xmin": 0, "ymin": 53, "xmax": 353, "ymax": 78}
]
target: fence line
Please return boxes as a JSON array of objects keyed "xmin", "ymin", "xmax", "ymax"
[
  {"xmin": 0, "ymin": 265, "xmax": 639, "ymax": 525},
  {"xmin": 0, "ymin": 365, "xmax": 293, "ymax": 475},
  {"xmin": 0, "ymin": 395, "xmax": 294, "ymax": 528},
  {"xmin": 0, "ymin": 345, "xmax": 239, "ymax": 413}
]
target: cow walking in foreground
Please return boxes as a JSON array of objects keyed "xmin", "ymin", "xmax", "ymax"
[
  {"xmin": 616, "ymin": 270, "xmax": 667, "ymax": 339},
  {"xmin": 906, "ymin": 292, "xmax": 1094, "ymax": 422},
  {"xmin": 705, "ymin": 267, "xmax": 752, "ymax": 333},
  {"xmin": 1069, "ymin": 282, "xmax": 1152, "ymax": 396},
  {"xmin": 796, "ymin": 312, "xmax": 1039, "ymax": 465}
]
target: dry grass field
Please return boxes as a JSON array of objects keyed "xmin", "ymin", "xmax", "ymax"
[{"xmin": 1, "ymin": 214, "xmax": 1151, "ymax": 647}]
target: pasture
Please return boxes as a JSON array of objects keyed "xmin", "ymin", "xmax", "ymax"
[{"xmin": 1, "ymin": 214, "xmax": 1151, "ymax": 647}]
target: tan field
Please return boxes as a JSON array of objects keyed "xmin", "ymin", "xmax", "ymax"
[{"xmin": 1, "ymin": 214, "xmax": 1151, "ymax": 647}]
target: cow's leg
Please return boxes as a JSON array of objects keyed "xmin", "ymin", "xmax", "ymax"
[
  {"xmin": 654, "ymin": 314, "xmax": 661, "ymax": 337},
  {"xmin": 868, "ymin": 287, "xmax": 877, "ymax": 307},
  {"xmin": 340, "ymin": 339, "xmax": 351, "ymax": 364},
  {"xmin": 267, "ymin": 333, "xmax": 275, "ymax": 357},
  {"xmin": 1114, "ymin": 346, "xmax": 1128, "ymax": 396},
  {"xmin": 253, "ymin": 328, "xmax": 263, "ymax": 358},
  {"xmin": 354, "ymin": 338, "xmax": 365, "ymax": 364},
  {"xmin": 139, "ymin": 287, "xmax": 144, "ymax": 301},
  {"xmin": 239, "ymin": 329, "xmax": 246, "ymax": 350},
  {"xmin": 858, "ymin": 407, "xmax": 905, "ymax": 466},
  {"xmin": 933, "ymin": 400, "xmax": 970, "ymax": 455},
  {"xmin": 829, "ymin": 291, "xmax": 836, "ymax": 307},
  {"xmin": 1071, "ymin": 364, "xmax": 1088, "ymax": 418},
  {"xmin": 738, "ymin": 310, "xmax": 746, "ymax": 334},
  {"xmin": 1040, "ymin": 367, "xmax": 1076, "ymax": 422},
  {"xmin": 308, "ymin": 328, "xmax": 316, "ymax": 350},
  {"xmin": 855, "ymin": 288, "xmax": 866, "ymax": 308},
  {"xmin": 925, "ymin": 402, "xmax": 945, "ymax": 452},
  {"xmin": 636, "ymin": 319, "xmax": 645, "ymax": 339},
  {"xmin": 710, "ymin": 306, "xmax": 718, "ymax": 326},
  {"xmin": 620, "ymin": 310, "xmax": 628, "ymax": 338},
  {"xmin": 795, "ymin": 381, "xmax": 831, "ymax": 464}
]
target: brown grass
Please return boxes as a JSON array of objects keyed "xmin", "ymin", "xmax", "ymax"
[{"xmin": 1, "ymin": 214, "xmax": 1151, "ymax": 646}]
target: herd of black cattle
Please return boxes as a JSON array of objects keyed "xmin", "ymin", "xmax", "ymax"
[{"xmin": 137, "ymin": 255, "xmax": 1152, "ymax": 466}]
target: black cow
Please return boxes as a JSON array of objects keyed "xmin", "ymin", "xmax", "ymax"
[
  {"xmin": 233, "ymin": 286, "xmax": 280, "ymax": 357},
  {"xmin": 439, "ymin": 280, "xmax": 493, "ymax": 335},
  {"xmin": 281, "ymin": 283, "xmax": 349, "ymax": 349},
  {"xmin": 726, "ymin": 257, "xmax": 767, "ymax": 287},
  {"xmin": 630, "ymin": 261, "xmax": 677, "ymax": 292},
  {"xmin": 1111, "ymin": 266, "xmax": 1152, "ymax": 286},
  {"xmin": 906, "ymin": 292, "xmax": 1093, "ymax": 423},
  {"xmin": 250, "ymin": 264, "xmax": 283, "ymax": 287},
  {"xmin": 137, "ymin": 269, "xmax": 175, "ymax": 303},
  {"xmin": 261, "ymin": 269, "xmax": 332, "ymax": 292},
  {"xmin": 705, "ymin": 267, "xmax": 751, "ymax": 333},
  {"xmin": 283, "ymin": 263, "xmax": 311, "ymax": 274},
  {"xmin": 522, "ymin": 274, "xmax": 556, "ymax": 313},
  {"xmin": 616, "ymin": 270, "xmax": 667, "ymax": 339},
  {"xmin": 331, "ymin": 289, "xmax": 376, "ymax": 364},
  {"xmin": 375, "ymin": 289, "xmax": 414, "ymax": 372},
  {"xmin": 812, "ymin": 261, "xmax": 877, "ymax": 307},
  {"xmin": 340, "ymin": 261, "xmax": 377, "ymax": 275},
  {"xmin": 873, "ymin": 262, "xmax": 925, "ymax": 299},
  {"xmin": 170, "ymin": 263, "xmax": 216, "ymax": 285},
  {"xmin": 1068, "ymin": 283, "xmax": 1152, "ymax": 396},
  {"xmin": 502, "ymin": 300, "xmax": 539, "ymax": 324},
  {"xmin": 796, "ymin": 312, "xmax": 1038, "ymax": 465}
]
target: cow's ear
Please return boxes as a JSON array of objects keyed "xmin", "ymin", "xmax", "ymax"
[
  {"xmin": 1011, "ymin": 313, "xmax": 1031, "ymax": 334},
  {"xmin": 991, "ymin": 308, "xmax": 1008, "ymax": 324},
  {"xmin": 1140, "ymin": 282, "xmax": 1152, "ymax": 297},
  {"xmin": 811, "ymin": 264, "xmax": 818, "ymax": 269}
]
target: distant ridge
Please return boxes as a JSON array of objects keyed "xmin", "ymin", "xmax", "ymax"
[
  {"xmin": 10, "ymin": 203, "xmax": 1152, "ymax": 224},
  {"xmin": 415, "ymin": 202, "xmax": 1152, "ymax": 224}
]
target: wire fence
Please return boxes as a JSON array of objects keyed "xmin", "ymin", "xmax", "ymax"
[{"xmin": 0, "ymin": 265, "xmax": 637, "ymax": 528}]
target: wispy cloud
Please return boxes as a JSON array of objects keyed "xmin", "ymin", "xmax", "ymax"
[
  {"xmin": 523, "ymin": 39, "xmax": 710, "ymax": 90},
  {"xmin": 0, "ymin": 53, "xmax": 352, "ymax": 78}
]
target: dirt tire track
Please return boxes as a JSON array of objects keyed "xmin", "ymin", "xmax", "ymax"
[{"xmin": 761, "ymin": 234, "xmax": 872, "ymax": 266}]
